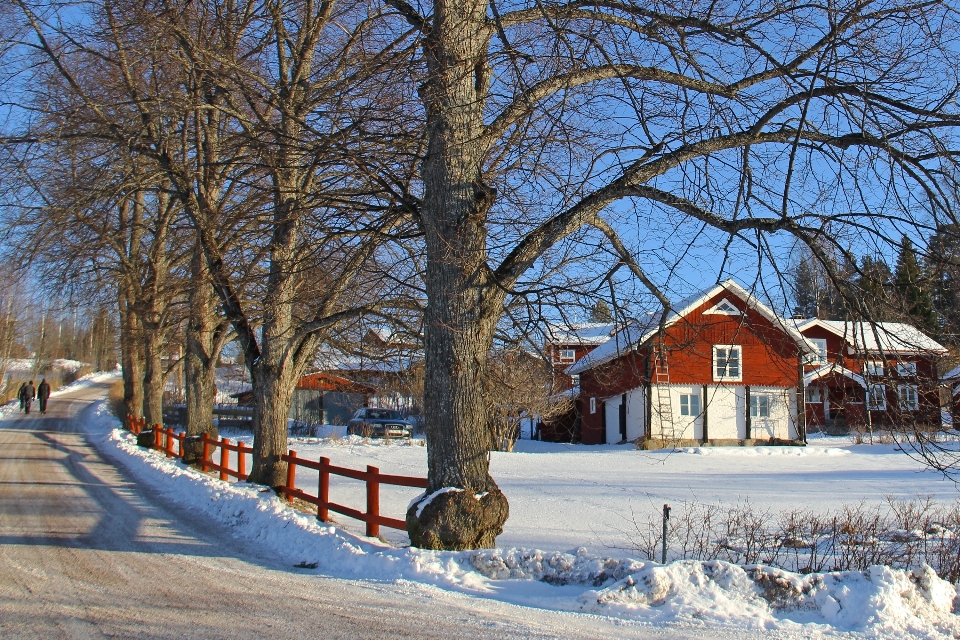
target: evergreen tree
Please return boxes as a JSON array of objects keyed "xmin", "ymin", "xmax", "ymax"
[
  {"xmin": 589, "ymin": 300, "xmax": 613, "ymax": 323},
  {"xmin": 856, "ymin": 254, "xmax": 893, "ymax": 321},
  {"xmin": 927, "ymin": 224, "xmax": 960, "ymax": 344},
  {"xmin": 894, "ymin": 236, "xmax": 936, "ymax": 331},
  {"xmin": 792, "ymin": 256, "xmax": 822, "ymax": 318}
]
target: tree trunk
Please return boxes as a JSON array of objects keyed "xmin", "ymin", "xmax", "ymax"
[
  {"xmin": 141, "ymin": 326, "xmax": 165, "ymax": 427},
  {"xmin": 118, "ymin": 288, "xmax": 144, "ymax": 419},
  {"xmin": 405, "ymin": 0, "xmax": 509, "ymax": 550},
  {"xmin": 183, "ymin": 249, "xmax": 220, "ymax": 463},
  {"xmin": 247, "ymin": 362, "xmax": 297, "ymax": 487}
]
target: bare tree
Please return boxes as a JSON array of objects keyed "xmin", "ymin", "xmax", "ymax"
[
  {"xmin": 381, "ymin": 0, "xmax": 960, "ymax": 549},
  {"xmin": 485, "ymin": 348, "xmax": 574, "ymax": 452}
]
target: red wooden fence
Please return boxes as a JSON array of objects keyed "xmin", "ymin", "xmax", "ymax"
[{"xmin": 124, "ymin": 415, "xmax": 425, "ymax": 537}]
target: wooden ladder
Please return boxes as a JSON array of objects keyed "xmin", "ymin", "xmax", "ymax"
[{"xmin": 653, "ymin": 342, "xmax": 675, "ymax": 442}]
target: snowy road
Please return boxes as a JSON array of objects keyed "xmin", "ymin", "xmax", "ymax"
[{"xmin": 0, "ymin": 380, "xmax": 766, "ymax": 640}]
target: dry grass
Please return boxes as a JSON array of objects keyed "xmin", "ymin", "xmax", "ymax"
[{"xmin": 107, "ymin": 380, "xmax": 126, "ymax": 419}]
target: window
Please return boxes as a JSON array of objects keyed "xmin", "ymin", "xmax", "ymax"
[
  {"xmin": 680, "ymin": 394, "xmax": 701, "ymax": 417},
  {"xmin": 867, "ymin": 384, "xmax": 887, "ymax": 410},
  {"xmin": 750, "ymin": 394, "xmax": 771, "ymax": 418},
  {"xmin": 713, "ymin": 345, "xmax": 742, "ymax": 381},
  {"xmin": 558, "ymin": 349, "xmax": 576, "ymax": 362},
  {"xmin": 864, "ymin": 361, "xmax": 885, "ymax": 377},
  {"xmin": 589, "ymin": 397, "xmax": 596, "ymax": 414},
  {"xmin": 805, "ymin": 338, "xmax": 828, "ymax": 365},
  {"xmin": 898, "ymin": 384, "xmax": 919, "ymax": 411},
  {"xmin": 705, "ymin": 298, "xmax": 741, "ymax": 315},
  {"xmin": 895, "ymin": 362, "xmax": 918, "ymax": 376},
  {"xmin": 570, "ymin": 374, "xmax": 580, "ymax": 386},
  {"xmin": 805, "ymin": 386, "xmax": 822, "ymax": 403}
]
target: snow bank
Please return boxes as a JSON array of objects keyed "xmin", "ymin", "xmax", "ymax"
[{"xmin": 77, "ymin": 401, "xmax": 960, "ymax": 638}]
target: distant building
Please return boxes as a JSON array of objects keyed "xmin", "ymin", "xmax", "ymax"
[
  {"xmin": 232, "ymin": 372, "xmax": 375, "ymax": 426},
  {"xmin": 795, "ymin": 320, "xmax": 947, "ymax": 431}
]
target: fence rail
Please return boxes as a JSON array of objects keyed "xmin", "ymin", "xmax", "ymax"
[{"xmin": 124, "ymin": 415, "xmax": 424, "ymax": 538}]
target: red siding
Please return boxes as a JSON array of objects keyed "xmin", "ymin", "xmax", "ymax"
[{"xmin": 578, "ymin": 290, "xmax": 803, "ymax": 444}]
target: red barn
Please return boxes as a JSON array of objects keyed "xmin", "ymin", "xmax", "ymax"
[
  {"xmin": 568, "ymin": 280, "xmax": 816, "ymax": 447},
  {"xmin": 795, "ymin": 320, "xmax": 946, "ymax": 432}
]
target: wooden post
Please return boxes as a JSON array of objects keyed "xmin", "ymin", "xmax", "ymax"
[
  {"xmin": 154, "ymin": 425, "xmax": 162, "ymax": 450},
  {"xmin": 237, "ymin": 441, "xmax": 246, "ymax": 479},
  {"xmin": 201, "ymin": 434, "xmax": 211, "ymax": 473},
  {"xmin": 177, "ymin": 432, "xmax": 185, "ymax": 458},
  {"xmin": 366, "ymin": 465, "xmax": 380, "ymax": 538},
  {"xmin": 318, "ymin": 457, "xmax": 330, "ymax": 522},
  {"xmin": 285, "ymin": 450, "xmax": 297, "ymax": 503},
  {"xmin": 165, "ymin": 428, "xmax": 174, "ymax": 458},
  {"xmin": 220, "ymin": 438, "xmax": 230, "ymax": 481}
]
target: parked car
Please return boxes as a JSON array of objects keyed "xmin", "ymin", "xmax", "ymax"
[{"xmin": 347, "ymin": 408, "xmax": 412, "ymax": 439}]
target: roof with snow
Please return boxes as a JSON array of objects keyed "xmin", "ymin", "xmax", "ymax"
[
  {"xmin": 544, "ymin": 322, "xmax": 616, "ymax": 346},
  {"xmin": 803, "ymin": 363, "xmax": 866, "ymax": 388},
  {"xmin": 792, "ymin": 319, "xmax": 947, "ymax": 356},
  {"xmin": 567, "ymin": 280, "xmax": 816, "ymax": 375},
  {"xmin": 942, "ymin": 364, "xmax": 960, "ymax": 381}
]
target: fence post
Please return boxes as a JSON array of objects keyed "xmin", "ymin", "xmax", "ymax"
[
  {"xmin": 177, "ymin": 432, "xmax": 185, "ymax": 458},
  {"xmin": 366, "ymin": 465, "xmax": 380, "ymax": 538},
  {"xmin": 285, "ymin": 451, "xmax": 298, "ymax": 503},
  {"xmin": 201, "ymin": 434, "xmax": 211, "ymax": 473},
  {"xmin": 237, "ymin": 441, "xmax": 247, "ymax": 479},
  {"xmin": 661, "ymin": 503, "xmax": 671, "ymax": 564},
  {"xmin": 220, "ymin": 438, "xmax": 230, "ymax": 481},
  {"xmin": 154, "ymin": 425, "xmax": 163, "ymax": 450},
  {"xmin": 165, "ymin": 428, "xmax": 174, "ymax": 458},
  {"xmin": 318, "ymin": 457, "xmax": 330, "ymax": 522}
]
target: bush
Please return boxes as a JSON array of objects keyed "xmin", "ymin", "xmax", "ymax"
[{"xmin": 623, "ymin": 497, "xmax": 960, "ymax": 583}]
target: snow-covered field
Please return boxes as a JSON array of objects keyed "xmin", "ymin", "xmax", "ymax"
[
  {"xmin": 240, "ymin": 430, "xmax": 960, "ymax": 557},
  {"xmin": 10, "ymin": 374, "xmax": 960, "ymax": 638}
]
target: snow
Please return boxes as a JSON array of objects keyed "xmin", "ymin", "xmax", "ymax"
[
  {"xmin": 792, "ymin": 320, "xmax": 948, "ymax": 355},
  {"xmin": 13, "ymin": 374, "xmax": 960, "ymax": 638},
  {"xmin": 544, "ymin": 322, "xmax": 616, "ymax": 346}
]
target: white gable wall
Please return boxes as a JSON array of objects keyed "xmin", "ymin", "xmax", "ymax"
[
  {"xmin": 749, "ymin": 387, "xmax": 798, "ymax": 440},
  {"xmin": 606, "ymin": 384, "xmax": 797, "ymax": 442},
  {"xmin": 649, "ymin": 385, "xmax": 702, "ymax": 440},
  {"xmin": 603, "ymin": 390, "xmax": 647, "ymax": 443},
  {"xmin": 705, "ymin": 385, "xmax": 745, "ymax": 439}
]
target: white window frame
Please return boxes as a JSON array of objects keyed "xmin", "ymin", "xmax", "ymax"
[
  {"xmin": 898, "ymin": 384, "xmax": 919, "ymax": 411},
  {"xmin": 805, "ymin": 386, "xmax": 822, "ymax": 403},
  {"xmin": 680, "ymin": 393, "xmax": 701, "ymax": 417},
  {"xmin": 895, "ymin": 361, "xmax": 918, "ymax": 376},
  {"xmin": 713, "ymin": 345, "xmax": 742, "ymax": 381},
  {"xmin": 558, "ymin": 348, "xmax": 576, "ymax": 362},
  {"xmin": 864, "ymin": 361, "xmax": 885, "ymax": 378},
  {"xmin": 589, "ymin": 397, "xmax": 597, "ymax": 414},
  {"xmin": 704, "ymin": 298, "xmax": 742, "ymax": 315},
  {"xmin": 805, "ymin": 338, "xmax": 828, "ymax": 365},
  {"xmin": 867, "ymin": 384, "xmax": 887, "ymax": 411},
  {"xmin": 750, "ymin": 393, "xmax": 771, "ymax": 418},
  {"xmin": 570, "ymin": 374, "xmax": 580, "ymax": 386}
]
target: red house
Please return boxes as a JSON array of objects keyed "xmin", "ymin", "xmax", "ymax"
[
  {"xmin": 795, "ymin": 320, "xmax": 946, "ymax": 432},
  {"xmin": 537, "ymin": 322, "xmax": 615, "ymax": 441},
  {"xmin": 568, "ymin": 280, "xmax": 816, "ymax": 447}
]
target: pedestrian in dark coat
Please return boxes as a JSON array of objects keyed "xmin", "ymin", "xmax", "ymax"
[
  {"xmin": 18, "ymin": 382, "xmax": 26, "ymax": 412},
  {"xmin": 23, "ymin": 380, "xmax": 35, "ymax": 414},
  {"xmin": 37, "ymin": 379, "xmax": 50, "ymax": 414}
]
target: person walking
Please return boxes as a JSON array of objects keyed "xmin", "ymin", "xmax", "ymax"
[
  {"xmin": 18, "ymin": 381, "xmax": 26, "ymax": 412},
  {"xmin": 37, "ymin": 379, "xmax": 50, "ymax": 414},
  {"xmin": 23, "ymin": 380, "xmax": 35, "ymax": 414}
]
